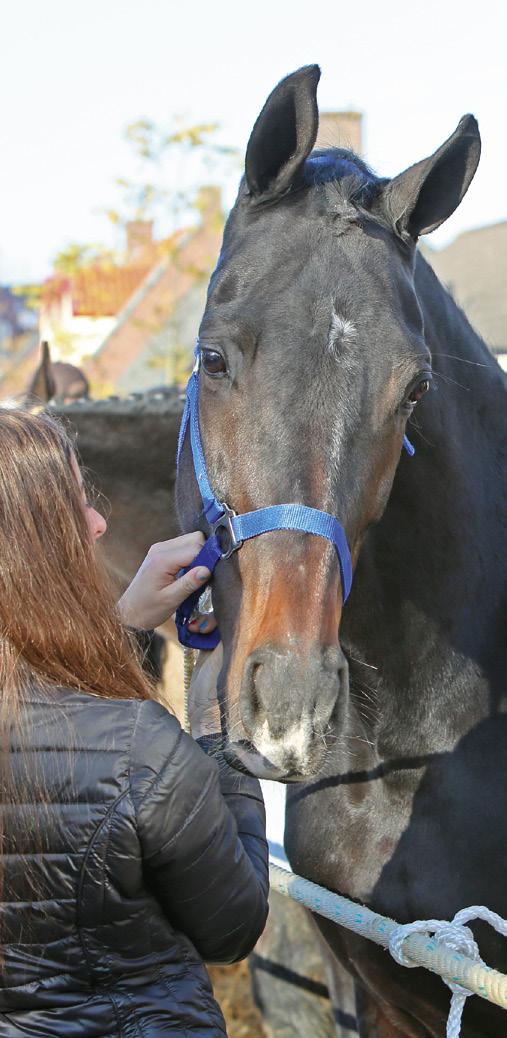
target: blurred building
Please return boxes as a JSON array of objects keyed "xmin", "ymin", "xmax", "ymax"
[
  {"xmin": 0, "ymin": 191, "xmax": 223, "ymax": 400},
  {"xmin": 87, "ymin": 187, "xmax": 223, "ymax": 394},
  {"xmin": 0, "ymin": 287, "xmax": 38, "ymax": 348},
  {"xmin": 422, "ymin": 221, "xmax": 507, "ymax": 370},
  {"xmin": 38, "ymin": 222, "xmax": 166, "ymax": 368},
  {"xmin": 0, "ymin": 288, "xmax": 39, "ymax": 401},
  {"xmin": 39, "ymin": 264, "xmax": 150, "ymax": 366}
]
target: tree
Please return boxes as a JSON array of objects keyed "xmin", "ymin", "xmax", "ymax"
[
  {"xmin": 40, "ymin": 118, "xmax": 236, "ymax": 393},
  {"xmin": 53, "ymin": 242, "xmax": 117, "ymax": 275},
  {"xmin": 50, "ymin": 118, "xmax": 238, "ymax": 269},
  {"xmin": 105, "ymin": 118, "xmax": 239, "ymax": 238}
]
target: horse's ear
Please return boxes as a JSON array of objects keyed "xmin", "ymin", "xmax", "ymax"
[
  {"xmin": 245, "ymin": 65, "xmax": 320, "ymax": 201},
  {"xmin": 39, "ymin": 341, "xmax": 57, "ymax": 401},
  {"xmin": 382, "ymin": 115, "xmax": 481, "ymax": 240},
  {"xmin": 27, "ymin": 341, "xmax": 57, "ymax": 403}
]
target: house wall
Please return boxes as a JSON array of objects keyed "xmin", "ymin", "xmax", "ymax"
[
  {"xmin": 115, "ymin": 280, "xmax": 207, "ymax": 393},
  {"xmin": 422, "ymin": 222, "xmax": 507, "ymax": 371},
  {"xmin": 40, "ymin": 300, "xmax": 115, "ymax": 365}
]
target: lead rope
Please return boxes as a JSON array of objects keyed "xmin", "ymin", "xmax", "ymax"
[
  {"xmin": 182, "ymin": 646, "xmax": 196, "ymax": 732},
  {"xmin": 183, "ymin": 662, "xmax": 507, "ymax": 1033}
]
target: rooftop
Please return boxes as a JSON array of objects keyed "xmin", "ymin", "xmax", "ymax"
[
  {"xmin": 42, "ymin": 265, "xmax": 152, "ymax": 318},
  {"xmin": 422, "ymin": 220, "xmax": 507, "ymax": 351}
]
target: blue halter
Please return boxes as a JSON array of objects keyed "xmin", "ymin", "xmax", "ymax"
[{"xmin": 175, "ymin": 350, "xmax": 414, "ymax": 649}]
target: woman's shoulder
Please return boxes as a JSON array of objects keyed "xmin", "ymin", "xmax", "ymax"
[
  {"xmin": 24, "ymin": 686, "xmax": 213, "ymax": 802},
  {"xmin": 24, "ymin": 686, "xmax": 180, "ymax": 758},
  {"xmin": 66, "ymin": 688, "xmax": 184, "ymax": 757},
  {"xmin": 133, "ymin": 696, "xmax": 183, "ymax": 757},
  {"xmin": 130, "ymin": 697, "xmax": 214, "ymax": 804}
]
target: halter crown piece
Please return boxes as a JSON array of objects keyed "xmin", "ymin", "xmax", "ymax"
[{"xmin": 175, "ymin": 347, "xmax": 415, "ymax": 650}]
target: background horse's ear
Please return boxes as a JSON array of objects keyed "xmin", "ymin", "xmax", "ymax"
[
  {"xmin": 245, "ymin": 65, "xmax": 320, "ymax": 201},
  {"xmin": 381, "ymin": 115, "xmax": 481, "ymax": 240},
  {"xmin": 26, "ymin": 341, "xmax": 57, "ymax": 403}
]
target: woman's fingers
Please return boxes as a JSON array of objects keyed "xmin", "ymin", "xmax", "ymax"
[
  {"xmin": 118, "ymin": 533, "xmax": 209, "ymax": 630},
  {"xmin": 163, "ymin": 566, "xmax": 211, "ymax": 612},
  {"xmin": 146, "ymin": 532, "xmax": 206, "ymax": 576}
]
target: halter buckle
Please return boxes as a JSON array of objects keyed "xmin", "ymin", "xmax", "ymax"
[{"xmin": 213, "ymin": 503, "xmax": 243, "ymax": 560}]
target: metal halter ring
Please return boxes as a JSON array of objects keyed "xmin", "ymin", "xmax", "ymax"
[{"xmin": 212, "ymin": 503, "xmax": 243, "ymax": 560}]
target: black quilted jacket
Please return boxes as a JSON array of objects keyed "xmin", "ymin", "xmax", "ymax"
[{"xmin": 0, "ymin": 686, "xmax": 269, "ymax": 1036}]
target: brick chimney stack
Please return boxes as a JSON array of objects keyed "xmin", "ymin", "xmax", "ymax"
[
  {"xmin": 316, "ymin": 111, "xmax": 363, "ymax": 155},
  {"xmin": 126, "ymin": 220, "xmax": 154, "ymax": 262}
]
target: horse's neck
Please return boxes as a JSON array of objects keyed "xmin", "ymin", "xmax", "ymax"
[{"xmin": 342, "ymin": 255, "xmax": 506, "ymax": 756}]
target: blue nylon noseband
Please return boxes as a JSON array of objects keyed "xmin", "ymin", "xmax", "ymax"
[{"xmin": 175, "ymin": 351, "xmax": 414, "ymax": 649}]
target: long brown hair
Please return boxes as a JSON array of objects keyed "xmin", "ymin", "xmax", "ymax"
[
  {"xmin": 0, "ymin": 409, "xmax": 155, "ymax": 963},
  {"xmin": 0, "ymin": 407, "xmax": 152, "ymax": 705}
]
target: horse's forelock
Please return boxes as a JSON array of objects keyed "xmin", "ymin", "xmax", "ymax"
[{"xmin": 302, "ymin": 149, "xmax": 380, "ymax": 207}]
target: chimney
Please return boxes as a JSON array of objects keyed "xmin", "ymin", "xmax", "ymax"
[
  {"xmin": 126, "ymin": 220, "xmax": 154, "ymax": 262},
  {"xmin": 316, "ymin": 111, "xmax": 363, "ymax": 155}
]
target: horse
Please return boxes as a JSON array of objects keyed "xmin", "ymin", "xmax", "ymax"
[
  {"xmin": 26, "ymin": 340, "xmax": 89, "ymax": 404},
  {"xmin": 176, "ymin": 66, "xmax": 507, "ymax": 1036}
]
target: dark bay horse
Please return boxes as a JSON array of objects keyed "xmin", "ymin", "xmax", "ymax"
[{"xmin": 176, "ymin": 67, "xmax": 507, "ymax": 1036}]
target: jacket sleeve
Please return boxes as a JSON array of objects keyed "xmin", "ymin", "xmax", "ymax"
[{"xmin": 129, "ymin": 700, "xmax": 269, "ymax": 964}]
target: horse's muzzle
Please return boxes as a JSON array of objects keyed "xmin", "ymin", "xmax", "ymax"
[{"xmin": 230, "ymin": 644, "xmax": 348, "ymax": 780}]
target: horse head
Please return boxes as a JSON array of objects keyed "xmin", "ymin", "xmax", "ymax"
[{"xmin": 177, "ymin": 65, "xmax": 480, "ymax": 781}]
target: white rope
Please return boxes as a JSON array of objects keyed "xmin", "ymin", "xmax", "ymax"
[
  {"xmin": 389, "ymin": 906, "xmax": 507, "ymax": 1038},
  {"xmin": 390, "ymin": 916, "xmax": 481, "ymax": 1036},
  {"xmin": 269, "ymin": 862, "xmax": 507, "ymax": 1035}
]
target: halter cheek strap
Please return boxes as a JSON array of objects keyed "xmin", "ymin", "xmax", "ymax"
[{"xmin": 175, "ymin": 353, "xmax": 415, "ymax": 649}]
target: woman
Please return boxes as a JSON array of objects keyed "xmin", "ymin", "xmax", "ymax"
[{"xmin": 0, "ymin": 408, "xmax": 268, "ymax": 1037}]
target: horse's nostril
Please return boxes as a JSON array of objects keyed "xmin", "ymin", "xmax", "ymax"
[
  {"xmin": 240, "ymin": 653, "xmax": 266, "ymax": 732},
  {"xmin": 240, "ymin": 644, "xmax": 348, "ymax": 740},
  {"xmin": 337, "ymin": 655, "xmax": 349, "ymax": 697},
  {"xmin": 250, "ymin": 661, "xmax": 261, "ymax": 696},
  {"xmin": 249, "ymin": 662, "xmax": 262, "ymax": 717}
]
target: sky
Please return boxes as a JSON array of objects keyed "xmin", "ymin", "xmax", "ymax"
[{"xmin": 1, "ymin": 0, "xmax": 505, "ymax": 283}]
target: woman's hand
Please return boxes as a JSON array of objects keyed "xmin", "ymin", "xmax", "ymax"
[
  {"xmin": 117, "ymin": 533, "xmax": 213, "ymax": 631},
  {"xmin": 187, "ymin": 644, "xmax": 223, "ymax": 739}
]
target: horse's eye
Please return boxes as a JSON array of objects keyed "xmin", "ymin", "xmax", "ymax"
[
  {"xmin": 407, "ymin": 377, "xmax": 431, "ymax": 404},
  {"xmin": 201, "ymin": 349, "xmax": 227, "ymax": 376}
]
